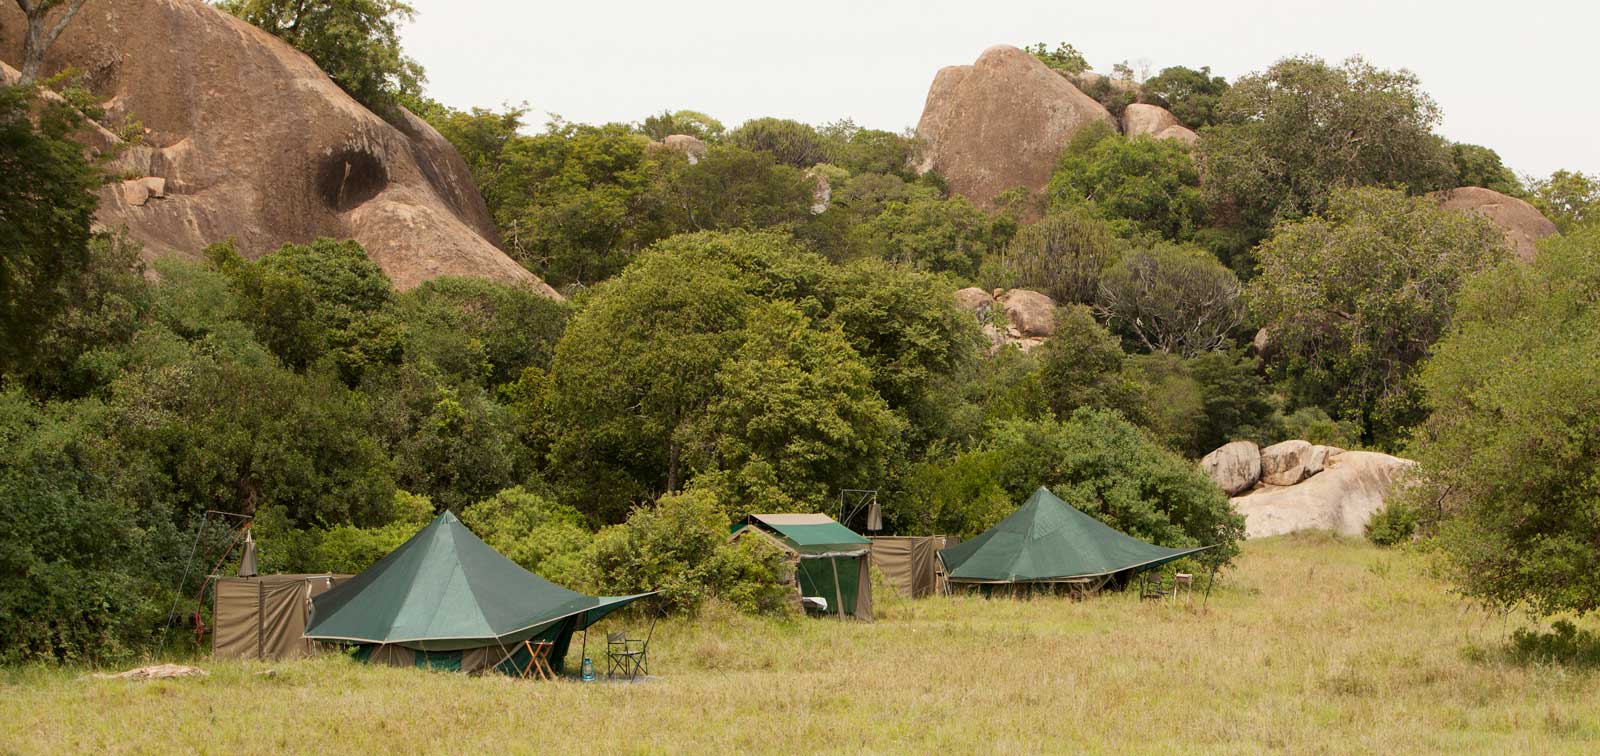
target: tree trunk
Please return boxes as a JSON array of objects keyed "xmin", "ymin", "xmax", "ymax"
[{"xmin": 15, "ymin": 0, "xmax": 89, "ymax": 85}]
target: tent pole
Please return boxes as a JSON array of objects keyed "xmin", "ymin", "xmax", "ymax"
[{"xmin": 831, "ymin": 559, "xmax": 844, "ymax": 620}]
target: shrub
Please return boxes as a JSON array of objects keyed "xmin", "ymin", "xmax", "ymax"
[
  {"xmin": 726, "ymin": 117, "xmax": 828, "ymax": 168},
  {"xmin": 461, "ymin": 487, "xmax": 592, "ymax": 588},
  {"xmin": 588, "ymin": 488, "xmax": 790, "ymax": 615},
  {"xmin": 1001, "ymin": 207, "xmax": 1119, "ymax": 305},
  {"xmin": 1365, "ymin": 501, "xmax": 1418, "ymax": 546}
]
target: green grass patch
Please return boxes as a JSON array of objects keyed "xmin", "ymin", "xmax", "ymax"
[{"xmin": 4, "ymin": 537, "xmax": 1600, "ymax": 754}]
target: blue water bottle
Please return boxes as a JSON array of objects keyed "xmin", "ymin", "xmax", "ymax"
[{"xmin": 581, "ymin": 656, "xmax": 595, "ymax": 681}]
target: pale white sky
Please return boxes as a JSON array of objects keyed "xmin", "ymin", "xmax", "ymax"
[{"xmin": 402, "ymin": 0, "xmax": 1596, "ymax": 179}]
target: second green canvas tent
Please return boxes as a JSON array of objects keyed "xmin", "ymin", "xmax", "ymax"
[
  {"xmin": 731, "ymin": 514, "xmax": 872, "ymax": 620},
  {"xmin": 939, "ymin": 487, "xmax": 1214, "ymax": 593}
]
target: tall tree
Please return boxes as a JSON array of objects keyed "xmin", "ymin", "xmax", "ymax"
[
  {"xmin": 11, "ymin": 0, "xmax": 88, "ymax": 83},
  {"xmin": 1247, "ymin": 186, "xmax": 1508, "ymax": 448},
  {"xmin": 1199, "ymin": 56, "xmax": 1455, "ymax": 242},
  {"xmin": 0, "ymin": 82, "xmax": 101, "ymax": 380},
  {"xmin": 1406, "ymin": 225, "xmax": 1600, "ymax": 616}
]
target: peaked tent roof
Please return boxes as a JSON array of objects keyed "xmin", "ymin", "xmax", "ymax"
[
  {"xmin": 305, "ymin": 511, "xmax": 650, "ymax": 651},
  {"xmin": 732, "ymin": 513, "xmax": 870, "ymax": 555},
  {"xmin": 939, "ymin": 487, "xmax": 1214, "ymax": 583}
]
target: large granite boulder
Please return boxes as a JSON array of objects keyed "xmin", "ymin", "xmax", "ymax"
[
  {"xmin": 0, "ymin": 0, "xmax": 556, "ymax": 296},
  {"xmin": 998, "ymin": 288, "xmax": 1057, "ymax": 338},
  {"xmin": 662, "ymin": 134, "xmax": 707, "ymax": 163},
  {"xmin": 1200, "ymin": 441, "xmax": 1261, "ymax": 496},
  {"xmin": 915, "ymin": 45, "xmax": 1117, "ymax": 209},
  {"xmin": 1231, "ymin": 451, "xmax": 1416, "ymax": 538},
  {"xmin": 1435, "ymin": 186, "xmax": 1558, "ymax": 263},
  {"xmin": 1120, "ymin": 103, "xmax": 1197, "ymax": 145}
]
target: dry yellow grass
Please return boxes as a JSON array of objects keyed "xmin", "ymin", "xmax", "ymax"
[{"xmin": 4, "ymin": 533, "xmax": 1599, "ymax": 754}]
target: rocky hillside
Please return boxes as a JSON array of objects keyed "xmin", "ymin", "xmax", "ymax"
[{"xmin": 0, "ymin": 0, "xmax": 556, "ymax": 296}]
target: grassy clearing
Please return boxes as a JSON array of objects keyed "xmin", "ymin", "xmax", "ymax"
[{"xmin": 4, "ymin": 534, "xmax": 1600, "ymax": 754}]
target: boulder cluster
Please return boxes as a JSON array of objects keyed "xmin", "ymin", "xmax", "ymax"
[
  {"xmin": 1201, "ymin": 440, "xmax": 1416, "ymax": 538},
  {"xmin": 954, "ymin": 287, "xmax": 1057, "ymax": 352},
  {"xmin": 914, "ymin": 45, "xmax": 1560, "ymax": 259},
  {"xmin": 914, "ymin": 45, "xmax": 1193, "ymax": 209}
]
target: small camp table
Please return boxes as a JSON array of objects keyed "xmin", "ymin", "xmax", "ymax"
[{"xmin": 517, "ymin": 640, "xmax": 556, "ymax": 680}]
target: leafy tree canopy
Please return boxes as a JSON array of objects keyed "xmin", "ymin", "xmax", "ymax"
[
  {"xmin": 1247, "ymin": 186, "xmax": 1509, "ymax": 448},
  {"xmin": 219, "ymin": 0, "xmax": 424, "ymax": 111}
]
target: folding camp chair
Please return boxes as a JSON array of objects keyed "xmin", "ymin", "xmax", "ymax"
[
  {"xmin": 1139, "ymin": 572, "xmax": 1173, "ymax": 601},
  {"xmin": 605, "ymin": 618, "xmax": 655, "ymax": 681}
]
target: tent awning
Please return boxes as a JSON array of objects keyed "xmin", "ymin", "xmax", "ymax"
[
  {"xmin": 731, "ymin": 513, "xmax": 869, "ymax": 554},
  {"xmin": 939, "ymin": 487, "xmax": 1215, "ymax": 583},
  {"xmin": 305, "ymin": 511, "xmax": 653, "ymax": 651}
]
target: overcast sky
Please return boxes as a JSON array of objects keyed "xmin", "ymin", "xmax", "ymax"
[{"xmin": 402, "ymin": 0, "xmax": 1596, "ymax": 179}]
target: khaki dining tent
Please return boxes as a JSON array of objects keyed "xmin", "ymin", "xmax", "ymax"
[
  {"xmin": 304, "ymin": 511, "xmax": 652, "ymax": 675},
  {"xmin": 868, "ymin": 536, "xmax": 959, "ymax": 598},
  {"xmin": 939, "ymin": 487, "xmax": 1216, "ymax": 594},
  {"xmin": 213, "ymin": 573, "xmax": 349, "ymax": 661},
  {"xmin": 731, "ymin": 514, "xmax": 872, "ymax": 620}
]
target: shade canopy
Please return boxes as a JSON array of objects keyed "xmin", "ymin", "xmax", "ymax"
[
  {"xmin": 939, "ymin": 487, "xmax": 1214, "ymax": 583},
  {"xmin": 305, "ymin": 511, "xmax": 649, "ymax": 651}
]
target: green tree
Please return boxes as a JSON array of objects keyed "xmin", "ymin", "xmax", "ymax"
[
  {"xmin": 847, "ymin": 195, "xmax": 996, "ymax": 276},
  {"xmin": 1404, "ymin": 225, "xmax": 1600, "ymax": 616},
  {"xmin": 1449, "ymin": 143, "xmax": 1522, "ymax": 196},
  {"xmin": 1096, "ymin": 242, "xmax": 1243, "ymax": 357},
  {"xmin": 362, "ymin": 361, "xmax": 528, "ymax": 514},
  {"xmin": 818, "ymin": 119, "xmax": 917, "ymax": 178},
  {"xmin": 1247, "ymin": 186, "xmax": 1509, "ymax": 448},
  {"xmin": 640, "ymin": 109, "xmax": 725, "ymax": 142},
  {"xmin": 547, "ymin": 235, "xmax": 763, "ymax": 521},
  {"xmin": 1525, "ymin": 169, "xmax": 1599, "ymax": 232},
  {"xmin": 218, "ymin": 0, "xmax": 424, "ymax": 111},
  {"xmin": 0, "ymin": 82, "xmax": 103, "ymax": 381},
  {"xmin": 1049, "ymin": 124, "xmax": 1203, "ymax": 241},
  {"xmin": 0, "ymin": 389, "xmax": 172, "ymax": 663},
  {"xmin": 1000, "ymin": 207, "xmax": 1119, "ymax": 304},
  {"xmin": 461, "ymin": 486, "xmax": 591, "ymax": 587},
  {"xmin": 397, "ymin": 276, "xmax": 569, "ymax": 388},
  {"xmin": 1047, "ymin": 124, "xmax": 1208, "ymax": 242},
  {"xmin": 686, "ymin": 303, "xmax": 902, "ymax": 512},
  {"xmin": 407, "ymin": 101, "xmax": 528, "ymax": 220},
  {"xmin": 726, "ymin": 117, "xmax": 828, "ymax": 167},
  {"xmin": 657, "ymin": 145, "xmax": 815, "ymax": 233},
  {"xmin": 1139, "ymin": 65, "xmax": 1230, "ymax": 129},
  {"xmin": 588, "ymin": 487, "xmax": 791, "ymax": 615},
  {"xmin": 492, "ymin": 121, "xmax": 671, "ymax": 286},
  {"xmin": 1198, "ymin": 56, "xmax": 1455, "ymax": 242},
  {"xmin": 207, "ymin": 238, "xmax": 403, "ymax": 385},
  {"xmin": 1035, "ymin": 305, "xmax": 1144, "ymax": 421},
  {"xmin": 1023, "ymin": 42, "xmax": 1089, "ymax": 77}
]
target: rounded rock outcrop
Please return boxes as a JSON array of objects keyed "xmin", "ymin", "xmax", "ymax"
[
  {"xmin": 915, "ymin": 45, "xmax": 1117, "ymax": 209},
  {"xmin": 1435, "ymin": 186, "xmax": 1558, "ymax": 263},
  {"xmin": 1200, "ymin": 441, "xmax": 1262, "ymax": 496},
  {"xmin": 0, "ymin": 0, "xmax": 556, "ymax": 297}
]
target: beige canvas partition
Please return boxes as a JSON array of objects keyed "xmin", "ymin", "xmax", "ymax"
[
  {"xmin": 869, "ymin": 536, "xmax": 959, "ymax": 598},
  {"xmin": 214, "ymin": 574, "xmax": 347, "ymax": 661}
]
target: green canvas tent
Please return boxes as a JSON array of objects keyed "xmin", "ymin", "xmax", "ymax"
[
  {"xmin": 939, "ymin": 487, "xmax": 1215, "ymax": 593},
  {"xmin": 304, "ymin": 511, "xmax": 651, "ymax": 674},
  {"xmin": 730, "ymin": 514, "xmax": 872, "ymax": 620}
]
